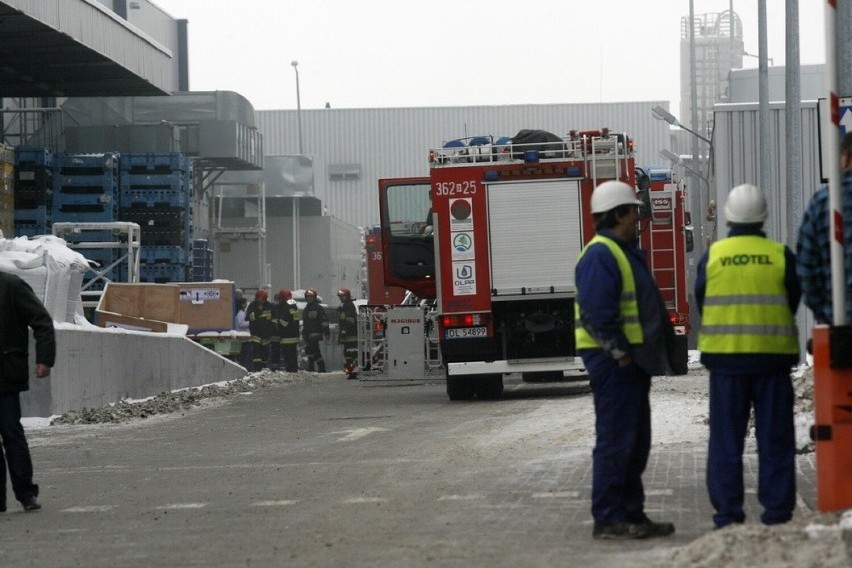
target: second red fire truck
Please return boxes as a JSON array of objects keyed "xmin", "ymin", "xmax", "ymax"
[{"xmin": 378, "ymin": 129, "xmax": 691, "ymax": 400}]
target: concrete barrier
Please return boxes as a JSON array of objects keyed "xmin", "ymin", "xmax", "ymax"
[{"xmin": 20, "ymin": 327, "xmax": 247, "ymax": 417}]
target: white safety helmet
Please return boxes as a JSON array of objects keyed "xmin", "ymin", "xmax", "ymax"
[
  {"xmin": 590, "ymin": 180, "xmax": 643, "ymax": 214},
  {"xmin": 724, "ymin": 183, "xmax": 768, "ymax": 224}
]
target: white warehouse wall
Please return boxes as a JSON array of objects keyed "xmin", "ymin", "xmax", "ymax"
[{"xmin": 255, "ymin": 102, "xmax": 675, "ymax": 230}]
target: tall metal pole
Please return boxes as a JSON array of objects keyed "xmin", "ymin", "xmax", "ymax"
[
  {"xmin": 758, "ymin": 0, "xmax": 770, "ymax": 191},
  {"xmin": 291, "ymin": 60, "xmax": 303, "ymax": 290},
  {"xmin": 688, "ymin": 0, "xmax": 703, "ymax": 349},
  {"xmin": 785, "ymin": 0, "xmax": 802, "ymax": 249},
  {"xmin": 825, "ymin": 0, "xmax": 845, "ymax": 325}
]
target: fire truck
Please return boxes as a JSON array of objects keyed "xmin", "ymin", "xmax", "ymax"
[{"xmin": 378, "ymin": 129, "xmax": 691, "ymax": 400}]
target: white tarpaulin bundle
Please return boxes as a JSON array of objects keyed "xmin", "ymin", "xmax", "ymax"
[{"xmin": 0, "ymin": 235, "xmax": 89, "ymax": 323}]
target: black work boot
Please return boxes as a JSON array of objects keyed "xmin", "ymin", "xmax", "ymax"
[{"xmin": 317, "ymin": 360, "xmax": 326, "ymax": 373}]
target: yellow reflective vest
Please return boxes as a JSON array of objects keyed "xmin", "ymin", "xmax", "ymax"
[
  {"xmin": 575, "ymin": 235, "xmax": 644, "ymax": 349},
  {"xmin": 698, "ymin": 236, "xmax": 798, "ymax": 354}
]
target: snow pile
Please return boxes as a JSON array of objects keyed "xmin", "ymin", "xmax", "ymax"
[
  {"xmin": 663, "ymin": 512, "xmax": 850, "ymax": 568},
  {"xmin": 50, "ymin": 369, "xmax": 332, "ymax": 425}
]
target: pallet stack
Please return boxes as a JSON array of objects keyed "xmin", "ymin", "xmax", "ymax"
[
  {"xmin": 53, "ymin": 152, "xmax": 121, "ymax": 289},
  {"xmin": 0, "ymin": 145, "xmax": 13, "ymax": 237},
  {"xmin": 118, "ymin": 153, "xmax": 193, "ymax": 283},
  {"xmin": 191, "ymin": 239, "xmax": 214, "ymax": 282},
  {"xmin": 13, "ymin": 147, "xmax": 54, "ymax": 238}
]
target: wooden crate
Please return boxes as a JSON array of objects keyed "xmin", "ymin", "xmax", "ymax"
[
  {"xmin": 175, "ymin": 281, "xmax": 235, "ymax": 332},
  {"xmin": 95, "ymin": 282, "xmax": 180, "ymax": 333}
]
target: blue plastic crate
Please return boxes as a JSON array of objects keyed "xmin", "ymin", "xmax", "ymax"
[
  {"xmin": 138, "ymin": 262, "xmax": 187, "ymax": 284},
  {"xmin": 14, "ymin": 205, "xmax": 50, "ymax": 225},
  {"xmin": 55, "ymin": 173, "xmax": 119, "ymax": 194},
  {"xmin": 191, "ymin": 269, "xmax": 214, "ymax": 282},
  {"xmin": 14, "ymin": 222, "xmax": 51, "ymax": 238},
  {"xmin": 118, "ymin": 187, "xmax": 189, "ymax": 209},
  {"xmin": 53, "ymin": 191, "xmax": 116, "ymax": 208},
  {"xmin": 52, "ymin": 205, "xmax": 118, "ymax": 224},
  {"xmin": 139, "ymin": 245, "xmax": 188, "ymax": 264},
  {"xmin": 120, "ymin": 153, "xmax": 189, "ymax": 173},
  {"xmin": 57, "ymin": 152, "xmax": 119, "ymax": 171},
  {"xmin": 14, "ymin": 147, "xmax": 53, "ymax": 167}
]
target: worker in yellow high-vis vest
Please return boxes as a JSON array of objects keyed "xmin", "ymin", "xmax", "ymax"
[
  {"xmin": 575, "ymin": 180, "xmax": 678, "ymax": 541},
  {"xmin": 696, "ymin": 183, "xmax": 800, "ymax": 529}
]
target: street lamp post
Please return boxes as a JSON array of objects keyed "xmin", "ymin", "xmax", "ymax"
[
  {"xmin": 651, "ymin": 105, "xmax": 712, "ymax": 145},
  {"xmin": 290, "ymin": 60, "xmax": 303, "ymax": 155}
]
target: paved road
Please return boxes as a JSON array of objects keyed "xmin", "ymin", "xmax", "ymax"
[{"xmin": 0, "ymin": 373, "xmax": 818, "ymax": 567}]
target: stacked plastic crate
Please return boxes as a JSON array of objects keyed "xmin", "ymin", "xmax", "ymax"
[
  {"xmin": 0, "ymin": 145, "xmax": 13, "ymax": 238},
  {"xmin": 13, "ymin": 147, "xmax": 54, "ymax": 238},
  {"xmin": 118, "ymin": 153, "xmax": 192, "ymax": 283},
  {"xmin": 53, "ymin": 152, "xmax": 121, "ymax": 289},
  {"xmin": 191, "ymin": 239, "xmax": 213, "ymax": 281}
]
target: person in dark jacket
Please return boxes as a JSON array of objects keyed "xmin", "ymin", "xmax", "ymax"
[
  {"xmin": 336, "ymin": 288, "xmax": 359, "ymax": 379},
  {"xmin": 574, "ymin": 180, "xmax": 677, "ymax": 540},
  {"xmin": 246, "ymin": 289, "xmax": 275, "ymax": 372},
  {"xmin": 275, "ymin": 289, "xmax": 301, "ymax": 372},
  {"xmin": 301, "ymin": 288, "xmax": 329, "ymax": 372},
  {"xmin": 696, "ymin": 184, "xmax": 800, "ymax": 529},
  {"xmin": 0, "ymin": 271, "xmax": 56, "ymax": 512}
]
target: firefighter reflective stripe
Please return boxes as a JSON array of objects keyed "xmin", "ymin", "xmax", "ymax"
[
  {"xmin": 698, "ymin": 236, "xmax": 798, "ymax": 354},
  {"xmin": 574, "ymin": 235, "xmax": 643, "ymax": 349}
]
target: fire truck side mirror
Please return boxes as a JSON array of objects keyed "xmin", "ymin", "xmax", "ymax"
[
  {"xmin": 684, "ymin": 226, "xmax": 694, "ymax": 253},
  {"xmin": 637, "ymin": 189, "xmax": 652, "ymax": 220}
]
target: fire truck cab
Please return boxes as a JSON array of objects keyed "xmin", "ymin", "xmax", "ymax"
[{"xmin": 378, "ymin": 129, "xmax": 690, "ymax": 400}]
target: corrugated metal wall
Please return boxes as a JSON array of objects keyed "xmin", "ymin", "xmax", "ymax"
[
  {"xmin": 713, "ymin": 100, "xmax": 822, "ymax": 354},
  {"xmin": 256, "ymin": 102, "xmax": 674, "ymax": 229}
]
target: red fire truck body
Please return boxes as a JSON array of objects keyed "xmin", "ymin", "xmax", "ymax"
[{"xmin": 378, "ymin": 130, "xmax": 690, "ymax": 400}]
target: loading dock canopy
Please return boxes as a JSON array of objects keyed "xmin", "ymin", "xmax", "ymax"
[{"xmin": 0, "ymin": 0, "xmax": 173, "ymax": 97}]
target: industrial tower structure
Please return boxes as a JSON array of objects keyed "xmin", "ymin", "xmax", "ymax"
[{"xmin": 680, "ymin": 9, "xmax": 745, "ymax": 140}]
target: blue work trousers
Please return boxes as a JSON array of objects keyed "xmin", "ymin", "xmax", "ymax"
[
  {"xmin": 590, "ymin": 360, "xmax": 651, "ymax": 524},
  {"xmin": 0, "ymin": 392, "xmax": 38, "ymax": 508},
  {"xmin": 707, "ymin": 370, "xmax": 796, "ymax": 527}
]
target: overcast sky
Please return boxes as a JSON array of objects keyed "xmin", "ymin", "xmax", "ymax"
[{"xmin": 152, "ymin": 1, "xmax": 827, "ymax": 113}]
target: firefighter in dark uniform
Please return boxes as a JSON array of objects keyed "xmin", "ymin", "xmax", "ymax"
[
  {"xmin": 276, "ymin": 289, "xmax": 301, "ymax": 372},
  {"xmin": 336, "ymin": 287, "xmax": 359, "ymax": 379},
  {"xmin": 246, "ymin": 289, "xmax": 275, "ymax": 372},
  {"xmin": 301, "ymin": 288, "xmax": 329, "ymax": 372},
  {"xmin": 696, "ymin": 183, "xmax": 800, "ymax": 529},
  {"xmin": 267, "ymin": 290, "xmax": 284, "ymax": 370},
  {"xmin": 575, "ymin": 180, "xmax": 677, "ymax": 540}
]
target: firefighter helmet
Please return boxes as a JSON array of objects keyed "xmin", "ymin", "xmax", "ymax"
[
  {"xmin": 255, "ymin": 289, "xmax": 268, "ymax": 301},
  {"xmin": 724, "ymin": 183, "xmax": 768, "ymax": 224},
  {"xmin": 337, "ymin": 287, "xmax": 351, "ymax": 300},
  {"xmin": 278, "ymin": 289, "xmax": 292, "ymax": 301},
  {"xmin": 590, "ymin": 180, "xmax": 643, "ymax": 214},
  {"xmin": 305, "ymin": 288, "xmax": 318, "ymax": 301}
]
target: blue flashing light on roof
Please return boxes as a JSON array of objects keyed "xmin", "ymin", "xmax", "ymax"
[
  {"xmin": 484, "ymin": 170, "xmax": 500, "ymax": 182},
  {"xmin": 523, "ymin": 150, "xmax": 540, "ymax": 163}
]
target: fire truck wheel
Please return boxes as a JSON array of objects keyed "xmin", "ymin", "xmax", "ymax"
[
  {"xmin": 446, "ymin": 376, "xmax": 476, "ymax": 401},
  {"xmin": 475, "ymin": 374, "xmax": 504, "ymax": 400},
  {"xmin": 521, "ymin": 371, "xmax": 563, "ymax": 383}
]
